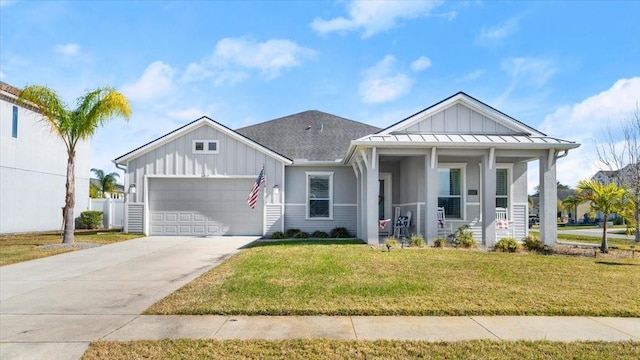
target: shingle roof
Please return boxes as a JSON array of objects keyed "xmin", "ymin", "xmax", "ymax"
[{"xmin": 236, "ymin": 110, "xmax": 381, "ymax": 162}]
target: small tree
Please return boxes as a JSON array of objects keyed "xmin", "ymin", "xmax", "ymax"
[
  {"xmin": 18, "ymin": 85, "xmax": 131, "ymax": 244},
  {"xmin": 577, "ymin": 180, "xmax": 631, "ymax": 253},
  {"xmin": 91, "ymin": 168, "xmax": 120, "ymax": 198}
]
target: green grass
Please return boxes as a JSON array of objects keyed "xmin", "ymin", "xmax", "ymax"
[
  {"xmin": 530, "ymin": 231, "xmax": 637, "ymax": 250},
  {"xmin": 82, "ymin": 339, "xmax": 640, "ymax": 360},
  {"xmin": 0, "ymin": 231, "xmax": 143, "ymax": 266},
  {"xmin": 146, "ymin": 244, "xmax": 640, "ymax": 317}
]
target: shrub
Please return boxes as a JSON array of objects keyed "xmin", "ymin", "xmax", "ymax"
[
  {"xmin": 433, "ymin": 237, "xmax": 447, "ymax": 248},
  {"xmin": 292, "ymin": 231, "xmax": 309, "ymax": 239},
  {"xmin": 410, "ymin": 234, "xmax": 425, "ymax": 247},
  {"xmin": 311, "ymin": 230, "xmax": 330, "ymax": 238},
  {"xmin": 449, "ymin": 224, "xmax": 476, "ymax": 248},
  {"xmin": 384, "ymin": 237, "xmax": 398, "ymax": 251},
  {"xmin": 613, "ymin": 216, "xmax": 624, "ymax": 226},
  {"xmin": 495, "ymin": 237, "xmax": 521, "ymax": 253},
  {"xmin": 78, "ymin": 211, "xmax": 103, "ymax": 229},
  {"xmin": 330, "ymin": 227, "xmax": 352, "ymax": 238},
  {"xmin": 270, "ymin": 231, "xmax": 286, "ymax": 239},
  {"xmin": 285, "ymin": 228, "xmax": 301, "ymax": 238},
  {"xmin": 522, "ymin": 234, "xmax": 544, "ymax": 252}
]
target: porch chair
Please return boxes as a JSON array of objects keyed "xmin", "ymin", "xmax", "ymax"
[
  {"xmin": 394, "ymin": 210, "xmax": 412, "ymax": 241},
  {"xmin": 436, "ymin": 206, "xmax": 451, "ymax": 238},
  {"xmin": 495, "ymin": 207, "xmax": 513, "ymax": 239}
]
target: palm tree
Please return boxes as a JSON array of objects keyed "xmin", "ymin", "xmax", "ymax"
[
  {"xmin": 18, "ymin": 85, "xmax": 131, "ymax": 244},
  {"xmin": 576, "ymin": 180, "xmax": 631, "ymax": 253},
  {"xmin": 91, "ymin": 168, "xmax": 120, "ymax": 198},
  {"xmin": 561, "ymin": 195, "xmax": 582, "ymax": 224}
]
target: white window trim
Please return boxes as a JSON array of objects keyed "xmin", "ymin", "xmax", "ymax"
[
  {"xmin": 438, "ymin": 163, "xmax": 467, "ymax": 220},
  {"xmin": 305, "ymin": 171, "xmax": 334, "ymax": 220},
  {"xmin": 192, "ymin": 140, "xmax": 219, "ymax": 154},
  {"xmin": 479, "ymin": 163, "xmax": 514, "ymax": 219}
]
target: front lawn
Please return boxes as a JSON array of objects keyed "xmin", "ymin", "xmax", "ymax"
[
  {"xmin": 0, "ymin": 231, "xmax": 143, "ymax": 266},
  {"xmin": 531, "ymin": 230, "xmax": 637, "ymax": 250},
  {"xmin": 146, "ymin": 243, "xmax": 640, "ymax": 317},
  {"xmin": 82, "ymin": 339, "xmax": 640, "ymax": 360}
]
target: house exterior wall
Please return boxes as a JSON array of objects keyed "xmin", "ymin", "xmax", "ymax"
[
  {"xmin": 0, "ymin": 94, "xmax": 90, "ymax": 234},
  {"xmin": 399, "ymin": 104, "xmax": 518, "ymax": 135},
  {"xmin": 283, "ymin": 165, "xmax": 357, "ymax": 235},
  {"xmin": 126, "ymin": 123, "xmax": 285, "ymax": 203}
]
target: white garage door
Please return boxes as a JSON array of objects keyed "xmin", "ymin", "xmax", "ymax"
[{"xmin": 149, "ymin": 178, "xmax": 263, "ymax": 236}]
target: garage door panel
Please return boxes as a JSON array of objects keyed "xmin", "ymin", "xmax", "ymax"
[{"xmin": 149, "ymin": 178, "xmax": 262, "ymax": 236}]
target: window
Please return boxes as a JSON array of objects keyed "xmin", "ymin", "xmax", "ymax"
[
  {"xmin": 307, "ymin": 172, "xmax": 333, "ymax": 219},
  {"xmin": 496, "ymin": 168, "xmax": 509, "ymax": 209},
  {"xmin": 438, "ymin": 168, "xmax": 462, "ymax": 218},
  {"xmin": 192, "ymin": 140, "xmax": 219, "ymax": 154},
  {"xmin": 12, "ymin": 106, "xmax": 18, "ymax": 138}
]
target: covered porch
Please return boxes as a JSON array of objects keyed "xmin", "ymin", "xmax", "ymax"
[{"xmin": 347, "ymin": 137, "xmax": 577, "ymax": 247}]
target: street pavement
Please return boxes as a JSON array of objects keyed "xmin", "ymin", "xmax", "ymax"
[{"xmin": 1, "ymin": 236, "xmax": 639, "ymax": 360}]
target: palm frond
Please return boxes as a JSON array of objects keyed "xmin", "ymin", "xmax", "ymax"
[{"xmin": 17, "ymin": 85, "xmax": 70, "ymax": 146}]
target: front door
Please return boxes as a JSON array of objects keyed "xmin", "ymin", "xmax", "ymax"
[{"xmin": 379, "ymin": 172, "xmax": 392, "ymax": 234}]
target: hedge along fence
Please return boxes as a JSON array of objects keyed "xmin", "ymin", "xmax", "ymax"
[{"xmin": 78, "ymin": 211, "xmax": 103, "ymax": 229}]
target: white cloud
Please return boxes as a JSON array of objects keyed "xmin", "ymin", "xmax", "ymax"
[
  {"xmin": 54, "ymin": 43, "xmax": 80, "ymax": 56},
  {"xmin": 0, "ymin": 0, "xmax": 17, "ymax": 8},
  {"xmin": 311, "ymin": 0, "xmax": 443, "ymax": 39},
  {"xmin": 410, "ymin": 56, "xmax": 432, "ymax": 72},
  {"xmin": 183, "ymin": 38, "xmax": 315, "ymax": 85},
  {"xmin": 527, "ymin": 77, "xmax": 640, "ymax": 193},
  {"xmin": 455, "ymin": 69, "xmax": 485, "ymax": 82},
  {"xmin": 501, "ymin": 57, "xmax": 556, "ymax": 87},
  {"xmin": 359, "ymin": 55, "xmax": 414, "ymax": 104},
  {"xmin": 477, "ymin": 17, "xmax": 519, "ymax": 45},
  {"xmin": 121, "ymin": 61, "xmax": 175, "ymax": 101}
]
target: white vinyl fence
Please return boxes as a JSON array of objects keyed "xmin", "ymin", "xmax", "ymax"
[{"xmin": 88, "ymin": 198, "xmax": 125, "ymax": 229}]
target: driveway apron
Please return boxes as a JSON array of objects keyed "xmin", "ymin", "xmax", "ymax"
[{"xmin": 0, "ymin": 236, "xmax": 257, "ymax": 360}]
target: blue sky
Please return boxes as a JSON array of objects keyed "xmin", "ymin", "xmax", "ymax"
[{"xmin": 1, "ymin": 0, "xmax": 639, "ymax": 193}]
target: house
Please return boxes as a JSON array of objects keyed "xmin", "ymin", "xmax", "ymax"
[
  {"xmin": 90, "ymin": 178, "xmax": 125, "ymax": 199},
  {"xmin": 0, "ymin": 81, "xmax": 91, "ymax": 234},
  {"xmin": 114, "ymin": 92, "xmax": 580, "ymax": 246},
  {"xmin": 591, "ymin": 163, "xmax": 639, "ymax": 187}
]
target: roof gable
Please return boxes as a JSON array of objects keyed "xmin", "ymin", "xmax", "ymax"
[
  {"xmin": 236, "ymin": 110, "xmax": 380, "ymax": 162},
  {"xmin": 114, "ymin": 116, "xmax": 292, "ymax": 165},
  {"xmin": 379, "ymin": 92, "xmax": 546, "ymax": 136}
]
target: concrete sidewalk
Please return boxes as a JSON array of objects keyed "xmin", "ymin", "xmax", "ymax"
[{"xmin": 103, "ymin": 315, "xmax": 640, "ymax": 342}]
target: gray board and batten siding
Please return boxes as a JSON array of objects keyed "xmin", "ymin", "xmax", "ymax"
[
  {"xmin": 121, "ymin": 120, "xmax": 288, "ymax": 236},
  {"xmin": 283, "ymin": 166, "xmax": 358, "ymax": 235}
]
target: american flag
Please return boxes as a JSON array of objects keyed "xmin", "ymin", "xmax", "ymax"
[{"xmin": 247, "ymin": 167, "xmax": 266, "ymax": 209}]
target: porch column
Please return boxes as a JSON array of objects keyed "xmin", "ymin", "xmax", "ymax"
[
  {"xmin": 365, "ymin": 149, "xmax": 379, "ymax": 244},
  {"xmin": 357, "ymin": 158, "xmax": 367, "ymax": 240},
  {"xmin": 352, "ymin": 163, "xmax": 361, "ymax": 239},
  {"xmin": 482, "ymin": 149, "xmax": 497, "ymax": 246},
  {"xmin": 424, "ymin": 148, "xmax": 439, "ymax": 243},
  {"xmin": 539, "ymin": 150, "xmax": 558, "ymax": 246}
]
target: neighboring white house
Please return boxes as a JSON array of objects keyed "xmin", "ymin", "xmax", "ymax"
[
  {"xmin": 114, "ymin": 92, "xmax": 580, "ymax": 246},
  {"xmin": 591, "ymin": 163, "xmax": 639, "ymax": 187},
  {"xmin": 0, "ymin": 81, "xmax": 91, "ymax": 234}
]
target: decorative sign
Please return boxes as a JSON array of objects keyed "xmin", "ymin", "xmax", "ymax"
[{"xmin": 468, "ymin": 189, "xmax": 478, "ymax": 195}]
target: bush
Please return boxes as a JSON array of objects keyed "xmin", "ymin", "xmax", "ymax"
[
  {"xmin": 292, "ymin": 231, "xmax": 309, "ymax": 239},
  {"xmin": 384, "ymin": 237, "xmax": 398, "ymax": 251},
  {"xmin": 311, "ymin": 230, "xmax": 330, "ymax": 238},
  {"xmin": 433, "ymin": 237, "xmax": 447, "ymax": 248},
  {"xmin": 449, "ymin": 224, "xmax": 476, "ymax": 248},
  {"xmin": 522, "ymin": 234, "xmax": 544, "ymax": 252},
  {"xmin": 78, "ymin": 211, "xmax": 103, "ymax": 229},
  {"xmin": 270, "ymin": 231, "xmax": 286, "ymax": 239},
  {"xmin": 330, "ymin": 227, "xmax": 352, "ymax": 238},
  {"xmin": 410, "ymin": 234, "xmax": 425, "ymax": 247},
  {"xmin": 495, "ymin": 237, "xmax": 521, "ymax": 253},
  {"xmin": 613, "ymin": 216, "xmax": 624, "ymax": 226},
  {"xmin": 285, "ymin": 228, "xmax": 301, "ymax": 238}
]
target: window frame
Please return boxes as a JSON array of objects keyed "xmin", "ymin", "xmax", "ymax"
[
  {"xmin": 12, "ymin": 105, "xmax": 18, "ymax": 138},
  {"xmin": 437, "ymin": 163, "xmax": 467, "ymax": 220},
  {"xmin": 305, "ymin": 171, "xmax": 334, "ymax": 220},
  {"xmin": 192, "ymin": 140, "xmax": 219, "ymax": 154},
  {"xmin": 495, "ymin": 167, "xmax": 511, "ymax": 210}
]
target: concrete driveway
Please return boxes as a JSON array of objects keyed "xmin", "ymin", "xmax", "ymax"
[{"xmin": 0, "ymin": 236, "xmax": 258, "ymax": 360}]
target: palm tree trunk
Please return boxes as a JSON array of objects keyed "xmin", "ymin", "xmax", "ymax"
[
  {"xmin": 62, "ymin": 151, "xmax": 76, "ymax": 244},
  {"xmin": 601, "ymin": 213, "xmax": 609, "ymax": 253}
]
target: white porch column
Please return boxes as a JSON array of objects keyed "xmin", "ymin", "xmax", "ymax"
[
  {"xmin": 482, "ymin": 149, "xmax": 497, "ymax": 246},
  {"xmin": 352, "ymin": 163, "xmax": 361, "ymax": 239},
  {"xmin": 356, "ymin": 158, "xmax": 366, "ymax": 240},
  {"xmin": 539, "ymin": 150, "xmax": 558, "ymax": 246},
  {"xmin": 365, "ymin": 149, "xmax": 379, "ymax": 244},
  {"xmin": 424, "ymin": 148, "xmax": 439, "ymax": 243}
]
